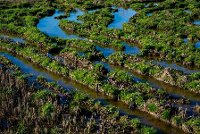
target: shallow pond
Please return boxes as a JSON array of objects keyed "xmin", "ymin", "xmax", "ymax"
[
  {"xmin": 183, "ymin": 38, "xmax": 188, "ymax": 44},
  {"xmin": 184, "ymin": 10, "xmax": 192, "ymax": 14},
  {"xmin": 147, "ymin": 12, "xmax": 152, "ymax": 17},
  {"xmin": 144, "ymin": 4, "xmax": 149, "ymax": 8},
  {"xmin": 154, "ymin": 3, "xmax": 159, "ymax": 7},
  {"xmin": 122, "ymin": 42, "xmax": 140, "ymax": 55},
  {"xmin": 95, "ymin": 42, "xmax": 140, "ymax": 57},
  {"xmin": 88, "ymin": 9, "xmax": 99, "ymax": 13},
  {"xmin": 95, "ymin": 45, "xmax": 115, "ymax": 57},
  {"xmin": 108, "ymin": 7, "xmax": 137, "ymax": 29},
  {"xmin": 193, "ymin": 20, "xmax": 200, "ymax": 25},
  {"xmin": 66, "ymin": 8, "xmax": 84, "ymax": 23},
  {"xmin": 37, "ymin": 10, "xmax": 82, "ymax": 39},
  {"xmin": 195, "ymin": 41, "xmax": 200, "ymax": 48}
]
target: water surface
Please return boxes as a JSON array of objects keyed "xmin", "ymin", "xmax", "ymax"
[
  {"xmin": 154, "ymin": 3, "xmax": 159, "ymax": 6},
  {"xmin": 183, "ymin": 38, "xmax": 188, "ymax": 44},
  {"xmin": 88, "ymin": 9, "xmax": 99, "ymax": 13},
  {"xmin": 66, "ymin": 8, "xmax": 84, "ymax": 23},
  {"xmin": 95, "ymin": 45, "xmax": 115, "ymax": 57},
  {"xmin": 195, "ymin": 41, "xmax": 200, "ymax": 48},
  {"xmin": 193, "ymin": 20, "xmax": 200, "ymax": 25},
  {"xmin": 184, "ymin": 10, "xmax": 192, "ymax": 14},
  {"xmin": 37, "ymin": 10, "xmax": 82, "ymax": 39},
  {"xmin": 122, "ymin": 42, "xmax": 140, "ymax": 55},
  {"xmin": 0, "ymin": 35, "xmax": 25, "ymax": 44},
  {"xmin": 153, "ymin": 60, "xmax": 199, "ymax": 74},
  {"xmin": 147, "ymin": 13, "xmax": 152, "ymax": 17},
  {"xmin": 144, "ymin": 4, "xmax": 149, "ymax": 8},
  {"xmin": 108, "ymin": 7, "xmax": 137, "ymax": 29}
]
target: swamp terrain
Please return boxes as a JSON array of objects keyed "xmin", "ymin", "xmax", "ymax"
[{"xmin": 0, "ymin": 0, "xmax": 200, "ymax": 133}]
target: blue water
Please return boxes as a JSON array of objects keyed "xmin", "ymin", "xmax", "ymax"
[
  {"xmin": 154, "ymin": 3, "xmax": 158, "ymax": 6},
  {"xmin": 66, "ymin": 8, "xmax": 84, "ymax": 23},
  {"xmin": 195, "ymin": 41, "xmax": 200, "ymax": 48},
  {"xmin": 145, "ymin": 4, "xmax": 149, "ymax": 8},
  {"xmin": 193, "ymin": 20, "xmax": 200, "ymax": 25},
  {"xmin": 95, "ymin": 46, "xmax": 115, "ymax": 57},
  {"xmin": 121, "ymin": 42, "xmax": 140, "ymax": 55},
  {"xmin": 183, "ymin": 38, "xmax": 188, "ymax": 44},
  {"xmin": 147, "ymin": 13, "xmax": 152, "ymax": 17},
  {"xmin": 0, "ymin": 52, "xmax": 74, "ymax": 90},
  {"xmin": 88, "ymin": 9, "xmax": 99, "ymax": 13},
  {"xmin": 12, "ymin": 37, "xmax": 25, "ymax": 44},
  {"xmin": 37, "ymin": 10, "xmax": 82, "ymax": 39},
  {"xmin": 152, "ymin": 61, "xmax": 199, "ymax": 74},
  {"xmin": 184, "ymin": 10, "xmax": 192, "ymax": 14},
  {"xmin": 108, "ymin": 7, "xmax": 137, "ymax": 29},
  {"xmin": 77, "ymin": 51, "xmax": 86, "ymax": 57},
  {"xmin": 0, "ymin": 35, "xmax": 25, "ymax": 44}
]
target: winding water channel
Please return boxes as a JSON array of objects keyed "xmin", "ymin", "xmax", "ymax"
[{"xmin": 37, "ymin": 10, "xmax": 82, "ymax": 39}]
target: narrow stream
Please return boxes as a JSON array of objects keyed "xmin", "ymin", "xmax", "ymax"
[
  {"xmin": 0, "ymin": 51, "xmax": 186, "ymax": 134},
  {"xmin": 153, "ymin": 60, "xmax": 199, "ymax": 74},
  {"xmin": 0, "ymin": 35, "xmax": 26, "ymax": 44}
]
